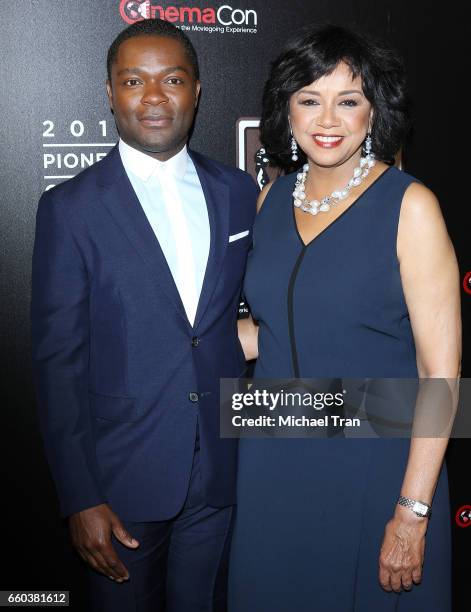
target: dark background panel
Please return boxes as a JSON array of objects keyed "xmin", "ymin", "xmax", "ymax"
[{"xmin": 1, "ymin": 1, "xmax": 469, "ymax": 609}]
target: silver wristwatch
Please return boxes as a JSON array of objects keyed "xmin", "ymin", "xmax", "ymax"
[{"xmin": 397, "ymin": 496, "xmax": 432, "ymax": 518}]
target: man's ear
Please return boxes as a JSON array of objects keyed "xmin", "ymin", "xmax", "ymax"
[{"xmin": 106, "ymin": 80, "xmax": 113, "ymax": 111}]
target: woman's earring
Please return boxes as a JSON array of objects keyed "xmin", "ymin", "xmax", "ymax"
[
  {"xmin": 364, "ymin": 132, "xmax": 373, "ymax": 158},
  {"xmin": 290, "ymin": 132, "xmax": 299, "ymax": 162}
]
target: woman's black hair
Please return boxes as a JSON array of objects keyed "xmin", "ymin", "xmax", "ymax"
[{"xmin": 261, "ymin": 23, "xmax": 410, "ymax": 170}]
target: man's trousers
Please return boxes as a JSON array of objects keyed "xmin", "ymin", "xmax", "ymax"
[{"xmin": 87, "ymin": 429, "xmax": 234, "ymax": 612}]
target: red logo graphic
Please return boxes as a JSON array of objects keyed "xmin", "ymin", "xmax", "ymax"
[
  {"xmin": 120, "ymin": 0, "xmax": 149, "ymax": 24},
  {"xmin": 119, "ymin": 1, "xmax": 217, "ymax": 25},
  {"xmin": 455, "ymin": 505, "xmax": 471, "ymax": 527},
  {"xmin": 463, "ymin": 271, "xmax": 471, "ymax": 295}
]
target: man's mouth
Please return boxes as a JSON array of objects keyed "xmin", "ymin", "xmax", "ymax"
[{"xmin": 139, "ymin": 115, "xmax": 173, "ymax": 127}]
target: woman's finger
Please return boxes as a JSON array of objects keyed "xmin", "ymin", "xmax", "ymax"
[
  {"xmin": 401, "ymin": 571, "xmax": 413, "ymax": 591},
  {"xmin": 390, "ymin": 570, "xmax": 403, "ymax": 593},
  {"xmin": 378, "ymin": 565, "xmax": 392, "ymax": 592},
  {"xmin": 412, "ymin": 565, "xmax": 422, "ymax": 584}
]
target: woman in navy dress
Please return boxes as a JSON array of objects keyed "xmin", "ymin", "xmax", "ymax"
[{"xmin": 228, "ymin": 25, "xmax": 461, "ymax": 611}]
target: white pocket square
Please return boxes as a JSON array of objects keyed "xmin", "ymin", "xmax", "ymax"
[{"xmin": 229, "ymin": 230, "xmax": 249, "ymax": 243}]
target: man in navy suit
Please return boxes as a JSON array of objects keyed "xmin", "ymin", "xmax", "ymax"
[{"xmin": 31, "ymin": 18, "xmax": 257, "ymax": 611}]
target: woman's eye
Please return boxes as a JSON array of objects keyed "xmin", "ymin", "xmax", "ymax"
[
  {"xmin": 340, "ymin": 99, "xmax": 359, "ymax": 107},
  {"xmin": 299, "ymin": 99, "xmax": 318, "ymax": 106}
]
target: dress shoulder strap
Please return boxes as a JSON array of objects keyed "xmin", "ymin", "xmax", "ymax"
[{"xmin": 257, "ymin": 172, "xmax": 297, "ymax": 218}]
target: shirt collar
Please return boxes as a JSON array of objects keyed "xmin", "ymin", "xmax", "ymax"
[{"xmin": 119, "ymin": 138, "xmax": 188, "ymax": 182}]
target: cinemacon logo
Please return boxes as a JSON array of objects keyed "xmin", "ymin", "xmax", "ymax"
[{"xmin": 120, "ymin": 1, "xmax": 257, "ymax": 27}]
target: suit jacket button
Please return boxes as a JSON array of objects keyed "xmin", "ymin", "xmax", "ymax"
[
  {"xmin": 189, "ymin": 392, "xmax": 199, "ymax": 402},
  {"xmin": 191, "ymin": 337, "xmax": 200, "ymax": 347}
]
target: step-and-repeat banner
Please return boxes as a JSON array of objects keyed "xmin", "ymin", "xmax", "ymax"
[{"xmin": 1, "ymin": 1, "xmax": 469, "ymax": 608}]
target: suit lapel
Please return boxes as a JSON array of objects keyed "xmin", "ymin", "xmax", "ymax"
[
  {"xmin": 190, "ymin": 150, "xmax": 230, "ymax": 330},
  {"xmin": 97, "ymin": 145, "xmax": 190, "ymax": 326}
]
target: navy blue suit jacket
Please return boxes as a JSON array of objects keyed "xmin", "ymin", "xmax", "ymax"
[{"xmin": 31, "ymin": 145, "xmax": 257, "ymax": 520}]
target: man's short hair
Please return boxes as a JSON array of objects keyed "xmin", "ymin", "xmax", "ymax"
[{"xmin": 107, "ymin": 18, "xmax": 200, "ymax": 81}]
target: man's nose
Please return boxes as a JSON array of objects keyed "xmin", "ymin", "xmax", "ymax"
[{"xmin": 141, "ymin": 82, "xmax": 168, "ymax": 106}]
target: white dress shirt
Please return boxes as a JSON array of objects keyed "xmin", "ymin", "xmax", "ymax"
[{"xmin": 119, "ymin": 139, "xmax": 210, "ymax": 326}]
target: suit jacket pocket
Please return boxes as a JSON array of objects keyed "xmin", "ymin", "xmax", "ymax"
[
  {"xmin": 89, "ymin": 391, "xmax": 139, "ymax": 422},
  {"xmin": 228, "ymin": 235, "xmax": 250, "ymax": 249}
]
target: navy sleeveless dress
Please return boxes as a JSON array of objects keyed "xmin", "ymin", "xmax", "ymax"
[{"xmin": 227, "ymin": 167, "xmax": 451, "ymax": 611}]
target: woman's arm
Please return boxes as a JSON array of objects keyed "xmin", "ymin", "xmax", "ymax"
[
  {"xmin": 238, "ymin": 316, "xmax": 259, "ymax": 361},
  {"xmin": 398, "ymin": 182, "xmax": 461, "ymax": 501},
  {"xmin": 236, "ymin": 182, "xmax": 274, "ymax": 361},
  {"xmin": 378, "ymin": 182, "xmax": 461, "ymax": 593}
]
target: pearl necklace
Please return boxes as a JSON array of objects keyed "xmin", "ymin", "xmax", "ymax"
[{"xmin": 293, "ymin": 155, "xmax": 376, "ymax": 215}]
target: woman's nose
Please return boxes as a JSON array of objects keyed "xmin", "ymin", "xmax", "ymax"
[{"xmin": 316, "ymin": 104, "xmax": 340, "ymax": 129}]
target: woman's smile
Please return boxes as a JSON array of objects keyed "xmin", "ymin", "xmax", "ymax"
[{"xmin": 311, "ymin": 134, "xmax": 345, "ymax": 148}]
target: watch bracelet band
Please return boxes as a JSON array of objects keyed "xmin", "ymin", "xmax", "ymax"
[{"xmin": 397, "ymin": 495, "xmax": 432, "ymax": 517}]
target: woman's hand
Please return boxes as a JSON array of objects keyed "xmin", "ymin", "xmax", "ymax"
[{"xmin": 378, "ymin": 504, "xmax": 428, "ymax": 592}]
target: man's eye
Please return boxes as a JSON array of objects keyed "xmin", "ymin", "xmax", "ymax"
[
  {"xmin": 124, "ymin": 79, "xmax": 141, "ymax": 86},
  {"xmin": 166, "ymin": 77, "xmax": 184, "ymax": 85}
]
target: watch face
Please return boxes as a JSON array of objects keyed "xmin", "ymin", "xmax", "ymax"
[{"xmin": 414, "ymin": 502, "xmax": 428, "ymax": 515}]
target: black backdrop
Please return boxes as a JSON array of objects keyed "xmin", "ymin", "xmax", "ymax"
[{"xmin": 1, "ymin": 1, "xmax": 469, "ymax": 609}]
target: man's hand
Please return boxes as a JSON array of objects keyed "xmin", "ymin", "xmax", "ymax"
[{"xmin": 69, "ymin": 503, "xmax": 139, "ymax": 582}]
